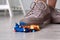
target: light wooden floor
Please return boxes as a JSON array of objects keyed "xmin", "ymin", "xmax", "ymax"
[{"xmin": 0, "ymin": 12, "xmax": 60, "ymax": 40}]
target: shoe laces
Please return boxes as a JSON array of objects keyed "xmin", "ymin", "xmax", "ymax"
[
  {"xmin": 25, "ymin": 2, "xmax": 36, "ymax": 16},
  {"xmin": 25, "ymin": 1, "xmax": 47, "ymax": 17}
]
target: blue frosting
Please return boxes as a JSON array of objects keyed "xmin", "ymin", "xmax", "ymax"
[
  {"xmin": 14, "ymin": 22, "xmax": 36, "ymax": 32},
  {"xmin": 20, "ymin": 21, "xmax": 27, "ymax": 26}
]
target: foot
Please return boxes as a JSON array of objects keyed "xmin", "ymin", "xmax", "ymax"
[{"xmin": 20, "ymin": 1, "xmax": 51, "ymax": 26}]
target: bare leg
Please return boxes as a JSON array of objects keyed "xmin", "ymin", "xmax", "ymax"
[
  {"xmin": 35, "ymin": 0, "xmax": 57, "ymax": 8},
  {"xmin": 48, "ymin": 0, "xmax": 57, "ymax": 8}
]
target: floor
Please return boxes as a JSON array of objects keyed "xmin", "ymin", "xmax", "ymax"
[{"xmin": 0, "ymin": 12, "xmax": 60, "ymax": 40}]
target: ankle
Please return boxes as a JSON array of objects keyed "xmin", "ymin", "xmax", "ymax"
[{"xmin": 34, "ymin": 0, "xmax": 46, "ymax": 3}]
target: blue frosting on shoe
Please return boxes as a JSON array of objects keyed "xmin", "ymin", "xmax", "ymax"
[{"xmin": 20, "ymin": 21, "xmax": 27, "ymax": 26}]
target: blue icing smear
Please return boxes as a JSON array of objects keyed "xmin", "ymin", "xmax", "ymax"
[
  {"xmin": 14, "ymin": 23, "xmax": 19, "ymax": 30},
  {"xmin": 20, "ymin": 21, "xmax": 27, "ymax": 26},
  {"xmin": 14, "ymin": 22, "xmax": 37, "ymax": 32},
  {"xmin": 14, "ymin": 23, "xmax": 19, "ymax": 28},
  {"xmin": 14, "ymin": 23, "xmax": 24, "ymax": 32},
  {"xmin": 15, "ymin": 27, "xmax": 24, "ymax": 32}
]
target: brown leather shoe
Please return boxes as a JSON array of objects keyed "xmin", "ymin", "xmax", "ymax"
[{"xmin": 20, "ymin": 1, "xmax": 51, "ymax": 26}]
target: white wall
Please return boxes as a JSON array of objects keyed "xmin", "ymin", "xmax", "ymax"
[
  {"xmin": 0, "ymin": 0, "xmax": 34, "ymax": 10},
  {"xmin": 22, "ymin": 0, "xmax": 34, "ymax": 10},
  {"xmin": 10, "ymin": 0, "xmax": 34, "ymax": 10},
  {"xmin": 56, "ymin": 0, "xmax": 60, "ymax": 9}
]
